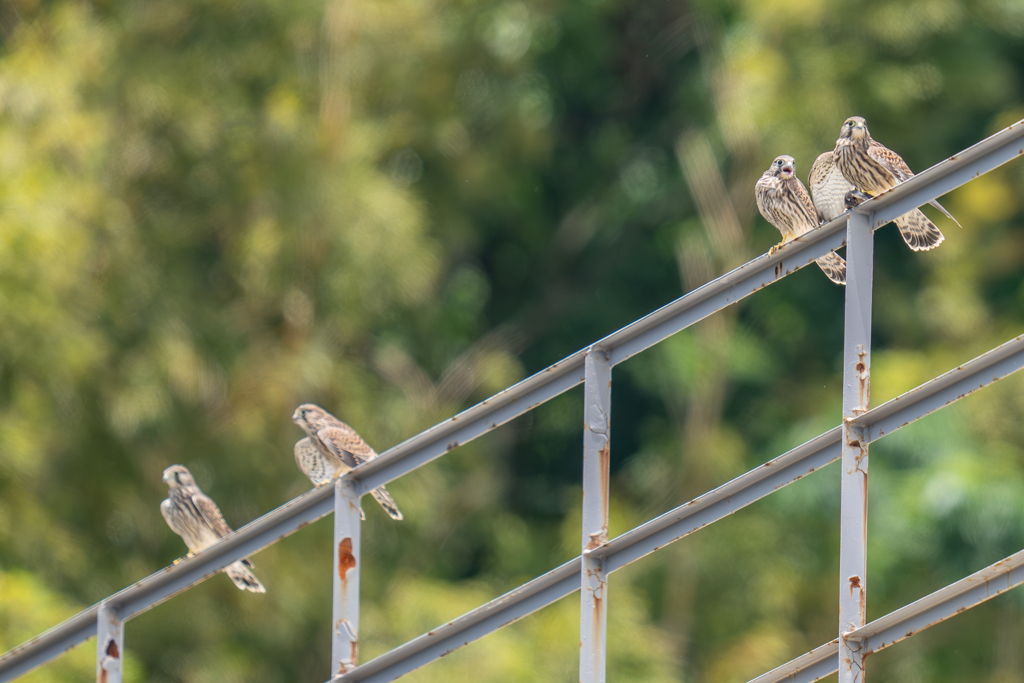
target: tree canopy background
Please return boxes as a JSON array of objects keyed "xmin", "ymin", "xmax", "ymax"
[{"xmin": 2, "ymin": 0, "xmax": 1024, "ymax": 681}]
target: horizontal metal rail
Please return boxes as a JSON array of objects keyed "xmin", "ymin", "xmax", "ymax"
[
  {"xmin": 750, "ymin": 547, "xmax": 1024, "ymax": 683},
  {"xmin": 336, "ymin": 331, "xmax": 1024, "ymax": 683},
  {"xmin": 2, "ymin": 118, "xmax": 1022, "ymax": 683}
]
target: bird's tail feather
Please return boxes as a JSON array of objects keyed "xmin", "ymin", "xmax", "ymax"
[
  {"xmin": 928, "ymin": 198, "xmax": 963, "ymax": 229},
  {"xmin": 814, "ymin": 252, "xmax": 846, "ymax": 285},
  {"xmin": 895, "ymin": 210, "xmax": 944, "ymax": 251},
  {"xmin": 226, "ymin": 561, "xmax": 266, "ymax": 593},
  {"xmin": 370, "ymin": 486, "xmax": 404, "ymax": 521}
]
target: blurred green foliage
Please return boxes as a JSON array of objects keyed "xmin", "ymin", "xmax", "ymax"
[{"xmin": 1, "ymin": 0, "xmax": 1024, "ymax": 681}]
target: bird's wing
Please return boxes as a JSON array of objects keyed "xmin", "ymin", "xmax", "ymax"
[
  {"xmin": 318, "ymin": 425, "xmax": 378, "ymax": 468},
  {"xmin": 295, "ymin": 436, "xmax": 316, "ymax": 457},
  {"xmin": 160, "ymin": 499, "xmax": 184, "ymax": 536},
  {"xmin": 870, "ymin": 142, "xmax": 962, "ymax": 227},
  {"xmin": 868, "ymin": 141, "xmax": 914, "ymax": 182},
  {"xmin": 791, "ymin": 178, "xmax": 820, "ymax": 226},
  {"xmin": 754, "ymin": 173, "xmax": 777, "ymax": 226},
  {"xmin": 808, "ymin": 152, "xmax": 833, "ymax": 189},
  {"xmin": 808, "ymin": 151, "xmax": 855, "ymax": 222},
  {"xmin": 294, "ymin": 436, "xmax": 320, "ymax": 469},
  {"xmin": 192, "ymin": 492, "xmax": 234, "ymax": 539}
]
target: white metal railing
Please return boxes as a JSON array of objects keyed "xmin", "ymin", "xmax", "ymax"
[{"xmin": 2, "ymin": 119, "xmax": 1024, "ymax": 683}]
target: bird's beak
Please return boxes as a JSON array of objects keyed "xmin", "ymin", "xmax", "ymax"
[
  {"xmin": 291, "ymin": 408, "xmax": 302, "ymax": 423},
  {"xmin": 781, "ymin": 162, "xmax": 795, "ymax": 177},
  {"xmin": 162, "ymin": 470, "xmax": 173, "ymax": 483}
]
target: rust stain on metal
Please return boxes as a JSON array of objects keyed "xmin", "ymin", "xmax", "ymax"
[
  {"xmin": 100, "ymin": 669, "xmax": 108, "ymax": 683},
  {"xmin": 106, "ymin": 639, "xmax": 119, "ymax": 658},
  {"xmin": 350, "ymin": 638, "xmax": 359, "ymax": 669},
  {"xmin": 848, "ymin": 440, "xmax": 861, "ymax": 449},
  {"xmin": 849, "ymin": 575, "xmax": 861, "ymax": 591},
  {"xmin": 338, "ymin": 537, "xmax": 356, "ymax": 580},
  {"xmin": 599, "ymin": 443, "xmax": 610, "ymax": 518}
]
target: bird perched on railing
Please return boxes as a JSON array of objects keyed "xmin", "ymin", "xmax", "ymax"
[
  {"xmin": 292, "ymin": 404, "xmax": 404, "ymax": 520},
  {"xmin": 833, "ymin": 116, "xmax": 961, "ymax": 251},
  {"xmin": 809, "ymin": 151, "xmax": 857, "ymax": 222},
  {"xmin": 160, "ymin": 465, "xmax": 266, "ymax": 592},
  {"xmin": 755, "ymin": 155, "xmax": 847, "ymax": 285}
]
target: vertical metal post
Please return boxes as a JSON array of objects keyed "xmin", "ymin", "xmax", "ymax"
[
  {"xmin": 332, "ymin": 477, "xmax": 362, "ymax": 679},
  {"xmin": 95, "ymin": 602, "xmax": 122, "ymax": 683},
  {"xmin": 839, "ymin": 210, "xmax": 873, "ymax": 683},
  {"xmin": 580, "ymin": 346, "xmax": 611, "ymax": 683}
]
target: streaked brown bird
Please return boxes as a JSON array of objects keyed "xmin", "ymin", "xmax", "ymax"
[
  {"xmin": 160, "ymin": 465, "xmax": 266, "ymax": 593},
  {"xmin": 755, "ymin": 155, "xmax": 846, "ymax": 285},
  {"xmin": 808, "ymin": 151, "xmax": 856, "ymax": 222},
  {"xmin": 292, "ymin": 404, "xmax": 404, "ymax": 520},
  {"xmin": 833, "ymin": 116, "xmax": 961, "ymax": 251}
]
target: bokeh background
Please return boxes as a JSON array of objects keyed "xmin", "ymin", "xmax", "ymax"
[{"xmin": 2, "ymin": 0, "xmax": 1024, "ymax": 681}]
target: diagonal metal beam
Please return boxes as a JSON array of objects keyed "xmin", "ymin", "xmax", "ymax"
[
  {"xmin": 336, "ymin": 559, "xmax": 583, "ymax": 683},
  {"xmin": 746, "ymin": 639, "xmax": 840, "ymax": 683},
  {"xmin": 0, "ymin": 486, "xmax": 334, "ymax": 683},
  {"xmin": 854, "ymin": 548, "xmax": 1024, "ymax": 653},
  {"xmin": 851, "ymin": 333, "xmax": 1024, "ymax": 442},
  {"xmin": 352, "ymin": 223, "xmax": 843, "ymax": 496},
  {"xmin": 747, "ymin": 547, "xmax": 1024, "ymax": 683},
  {"xmin": 335, "ymin": 327, "xmax": 1024, "ymax": 683}
]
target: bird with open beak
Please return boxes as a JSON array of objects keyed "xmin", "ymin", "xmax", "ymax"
[{"xmin": 755, "ymin": 154, "xmax": 847, "ymax": 285}]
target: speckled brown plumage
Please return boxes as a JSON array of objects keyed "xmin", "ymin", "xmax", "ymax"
[
  {"xmin": 160, "ymin": 465, "xmax": 266, "ymax": 592},
  {"xmin": 292, "ymin": 404, "xmax": 403, "ymax": 520},
  {"xmin": 833, "ymin": 116, "xmax": 956, "ymax": 251},
  {"xmin": 755, "ymin": 155, "xmax": 846, "ymax": 285},
  {"xmin": 808, "ymin": 151, "xmax": 855, "ymax": 222}
]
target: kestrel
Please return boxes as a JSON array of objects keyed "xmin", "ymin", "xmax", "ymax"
[
  {"xmin": 755, "ymin": 155, "xmax": 847, "ymax": 285},
  {"xmin": 160, "ymin": 465, "xmax": 266, "ymax": 593},
  {"xmin": 808, "ymin": 151, "xmax": 856, "ymax": 222},
  {"xmin": 833, "ymin": 116, "xmax": 961, "ymax": 251},
  {"xmin": 292, "ymin": 404, "xmax": 404, "ymax": 520}
]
